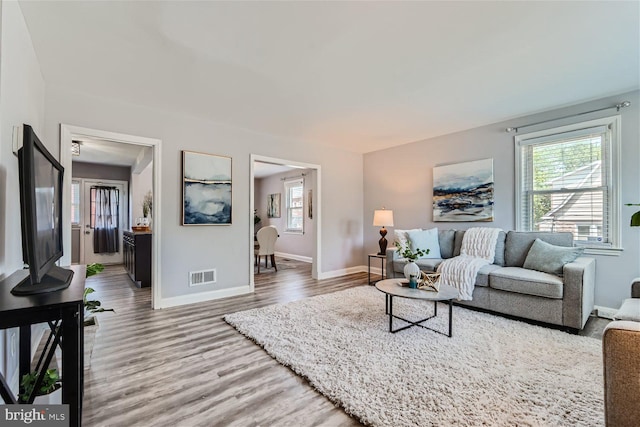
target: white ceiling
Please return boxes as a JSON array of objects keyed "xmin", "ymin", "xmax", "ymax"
[
  {"xmin": 20, "ymin": 1, "xmax": 640, "ymax": 154},
  {"xmin": 72, "ymin": 138, "xmax": 148, "ymax": 167},
  {"xmin": 254, "ymin": 162, "xmax": 300, "ymax": 179}
]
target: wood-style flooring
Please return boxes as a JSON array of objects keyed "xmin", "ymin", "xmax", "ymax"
[
  {"xmin": 82, "ymin": 259, "xmax": 608, "ymax": 426},
  {"xmin": 83, "ymin": 259, "xmax": 367, "ymax": 426}
]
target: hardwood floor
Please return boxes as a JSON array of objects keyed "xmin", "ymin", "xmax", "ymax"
[
  {"xmin": 82, "ymin": 260, "xmax": 607, "ymax": 426},
  {"xmin": 83, "ymin": 259, "xmax": 368, "ymax": 426}
]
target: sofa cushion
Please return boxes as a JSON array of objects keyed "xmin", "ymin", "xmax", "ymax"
[
  {"xmin": 394, "ymin": 228, "xmax": 422, "ymax": 250},
  {"xmin": 614, "ymin": 298, "xmax": 640, "ymax": 322},
  {"xmin": 523, "ymin": 238, "xmax": 584, "ymax": 276},
  {"xmin": 490, "ymin": 267, "xmax": 564, "ymax": 299},
  {"xmin": 415, "ymin": 258, "xmax": 444, "ymax": 272},
  {"xmin": 396, "ymin": 260, "xmax": 499, "ymax": 286},
  {"xmin": 453, "ymin": 230, "xmax": 506, "ymax": 266},
  {"xmin": 505, "ymin": 231, "xmax": 573, "ymax": 267},
  {"xmin": 475, "ymin": 264, "xmax": 503, "ymax": 287},
  {"xmin": 407, "ymin": 228, "xmax": 441, "ymax": 259},
  {"xmin": 438, "ymin": 229, "xmax": 456, "ymax": 259},
  {"xmin": 393, "ymin": 258, "xmax": 443, "ymax": 273}
]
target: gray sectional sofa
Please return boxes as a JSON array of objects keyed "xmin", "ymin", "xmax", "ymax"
[{"xmin": 385, "ymin": 230, "xmax": 596, "ymax": 330}]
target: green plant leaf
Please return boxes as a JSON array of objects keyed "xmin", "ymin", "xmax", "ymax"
[
  {"xmin": 19, "ymin": 369, "xmax": 60, "ymax": 402},
  {"xmin": 86, "ymin": 263, "xmax": 105, "ymax": 278}
]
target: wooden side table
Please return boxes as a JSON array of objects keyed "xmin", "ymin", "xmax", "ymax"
[{"xmin": 368, "ymin": 253, "xmax": 386, "ymax": 285}]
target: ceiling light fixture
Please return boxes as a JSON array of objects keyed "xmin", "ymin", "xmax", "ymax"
[{"xmin": 71, "ymin": 141, "xmax": 80, "ymax": 156}]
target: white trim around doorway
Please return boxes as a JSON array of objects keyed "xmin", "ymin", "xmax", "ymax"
[
  {"xmin": 250, "ymin": 155, "xmax": 322, "ymax": 290},
  {"xmin": 60, "ymin": 124, "xmax": 163, "ymax": 309}
]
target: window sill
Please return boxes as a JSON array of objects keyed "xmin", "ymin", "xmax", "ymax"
[
  {"xmin": 284, "ymin": 230, "xmax": 304, "ymax": 235},
  {"xmin": 583, "ymin": 247, "xmax": 623, "ymax": 257}
]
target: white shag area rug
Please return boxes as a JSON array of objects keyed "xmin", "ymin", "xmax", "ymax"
[{"xmin": 224, "ymin": 286, "xmax": 603, "ymax": 427}]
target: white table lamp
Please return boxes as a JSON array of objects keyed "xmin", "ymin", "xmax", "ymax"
[{"xmin": 373, "ymin": 209, "xmax": 394, "ymax": 255}]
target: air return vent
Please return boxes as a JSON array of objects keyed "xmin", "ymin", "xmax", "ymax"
[{"xmin": 189, "ymin": 269, "xmax": 216, "ymax": 287}]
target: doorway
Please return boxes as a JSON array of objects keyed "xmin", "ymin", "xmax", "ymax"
[
  {"xmin": 250, "ymin": 154, "xmax": 322, "ymax": 289},
  {"xmin": 80, "ymin": 179, "xmax": 126, "ymax": 265},
  {"xmin": 60, "ymin": 124, "xmax": 162, "ymax": 309}
]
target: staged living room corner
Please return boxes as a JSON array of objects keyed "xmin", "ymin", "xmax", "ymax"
[{"xmin": 0, "ymin": 1, "xmax": 639, "ymax": 426}]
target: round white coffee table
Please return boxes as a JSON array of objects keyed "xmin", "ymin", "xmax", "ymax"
[{"xmin": 375, "ymin": 278, "xmax": 459, "ymax": 336}]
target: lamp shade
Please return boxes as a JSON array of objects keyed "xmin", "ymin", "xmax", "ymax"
[{"xmin": 373, "ymin": 209, "xmax": 394, "ymax": 227}]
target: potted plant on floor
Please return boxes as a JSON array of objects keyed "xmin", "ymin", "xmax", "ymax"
[
  {"xmin": 84, "ymin": 263, "xmax": 114, "ymax": 327},
  {"xmin": 395, "ymin": 242, "xmax": 429, "ymax": 287},
  {"xmin": 19, "ymin": 368, "xmax": 61, "ymax": 404}
]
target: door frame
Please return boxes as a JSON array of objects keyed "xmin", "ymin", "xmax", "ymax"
[
  {"xmin": 250, "ymin": 154, "xmax": 322, "ymax": 290},
  {"xmin": 60, "ymin": 124, "xmax": 162, "ymax": 309},
  {"xmin": 79, "ymin": 178, "xmax": 128, "ymax": 265}
]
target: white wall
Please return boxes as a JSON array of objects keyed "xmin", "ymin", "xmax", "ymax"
[
  {"xmin": 131, "ymin": 160, "xmax": 153, "ymax": 222},
  {"xmin": 363, "ymin": 90, "xmax": 640, "ymax": 310},
  {"xmin": 44, "ymin": 86, "xmax": 364, "ymax": 300},
  {"xmin": 0, "ymin": 0, "xmax": 46, "ymax": 396},
  {"xmin": 255, "ymin": 168, "xmax": 316, "ymax": 259}
]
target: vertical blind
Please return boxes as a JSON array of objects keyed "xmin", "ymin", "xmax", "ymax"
[{"xmin": 518, "ymin": 125, "xmax": 611, "ymax": 246}]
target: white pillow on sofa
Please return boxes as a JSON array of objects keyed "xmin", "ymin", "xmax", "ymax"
[
  {"xmin": 407, "ymin": 228, "xmax": 441, "ymax": 259},
  {"xmin": 394, "ymin": 228, "xmax": 422, "ymax": 250}
]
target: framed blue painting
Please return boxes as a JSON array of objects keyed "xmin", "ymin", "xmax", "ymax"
[
  {"xmin": 433, "ymin": 158, "xmax": 494, "ymax": 222},
  {"xmin": 182, "ymin": 150, "xmax": 232, "ymax": 225}
]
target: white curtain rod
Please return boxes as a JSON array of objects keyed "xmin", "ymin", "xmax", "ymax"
[
  {"xmin": 280, "ymin": 173, "xmax": 307, "ymax": 181},
  {"xmin": 505, "ymin": 101, "xmax": 631, "ymax": 133}
]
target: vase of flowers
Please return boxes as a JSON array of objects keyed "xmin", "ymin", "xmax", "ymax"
[{"xmin": 395, "ymin": 242, "xmax": 429, "ymax": 287}]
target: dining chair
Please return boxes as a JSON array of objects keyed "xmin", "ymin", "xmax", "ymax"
[{"xmin": 255, "ymin": 225, "xmax": 279, "ymax": 273}]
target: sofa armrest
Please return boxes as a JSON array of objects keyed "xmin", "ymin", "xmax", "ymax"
[
  {"xmin": 561, "ymin": 256, "xmax": 596, "ymax": 329},
  {"xmin": 632, "ymin": 278, "xmax": 640, "ymax": 298},
  {"xmin": 385, "ymin": 247, "xmax": 400, "ymax": 279},
  {"xmin": 603, "ymin": 321, "xmax": 640, "ymax": 427}
]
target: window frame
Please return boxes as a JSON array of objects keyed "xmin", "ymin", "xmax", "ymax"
[
  {"xmin": 514, "ymin": 115, "xmax": 622, "ymax": 255},
  {"xmin": 71, "ymin": 179, "xmax": 81, "ymax": 226},
  {"xmin": 284, "ymin": 178, "xmax": 304, "ymax": 234}
]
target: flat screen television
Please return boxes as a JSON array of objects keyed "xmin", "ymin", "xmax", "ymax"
[{"xmin": 11, "ymin": 124, "xmax": 73, "ymax": 295}]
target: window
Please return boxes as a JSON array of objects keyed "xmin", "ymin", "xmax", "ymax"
[
  {"xmin": 285, "ymin": 179, "xmax": 304, "ymax": 233},
  {"xmin": 515, "ymin": 116, "xmax": 620, "ymax": 251},
  {"xmin": 71, "ymin": 180, "xmax": 80, "ymax": 225}
]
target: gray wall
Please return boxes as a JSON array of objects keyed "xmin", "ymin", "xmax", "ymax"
[
  {"xmin": 255, "ymin": 168, "xmax": 316, "ymax": 258},
  {"xmin": 363, "ymin": 90, "xmax": 640, "ymax": 310},
  {"xmin": 0, "ymin": 0, "xmax": 47, "ymax": 396},
  {"xmin": 72, "ymin": 161, "xmax": 131, "ymax": 182},
  {"xmin": 44, "ymin": 86, "xmax": 364, "ymax": 299}
]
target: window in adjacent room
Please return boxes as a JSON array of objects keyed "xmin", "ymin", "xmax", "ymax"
[
  {"xmin": 515, "ymin": 116, "xmax": 620, "ymax": 251},
  {"xmin": 71, "ymin": 180, "xmax": 81, "ymax": 225},
  {"xmin": 285, "ymin": 178, "xmax": 304, "ymax": 233}
]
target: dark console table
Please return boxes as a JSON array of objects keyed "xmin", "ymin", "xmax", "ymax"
[
  {"xmin": 0, "ymin": 265, "xmax": 85, "ymax": 427},
  {"xmin": 123, "ymin": 231, "xmax": 152, "ymax": 287}
]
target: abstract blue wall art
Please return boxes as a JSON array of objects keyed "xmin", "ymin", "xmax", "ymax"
[
  {"xmin": 182, "ymin": 150, "xmax": 232, "ymax": 225},
  {"xmin": 433, "ymin": 158, "xmax": 494, "ymax": 222}
]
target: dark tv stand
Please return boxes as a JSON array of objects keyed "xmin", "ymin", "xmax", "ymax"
[
  {"xmin": 10, "ymin": 265, "xmax": 74, "ymax": 296},
  {"xmin": 0, "ymin": 265, "xmax": 84, "ymax": 427}
]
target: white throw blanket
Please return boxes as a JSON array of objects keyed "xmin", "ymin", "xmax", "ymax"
[{"xmin": 437, "ymin": 228, "xmax": 502, "ymax": 301}]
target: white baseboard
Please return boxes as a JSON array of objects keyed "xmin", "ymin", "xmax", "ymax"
[
  {"xmin": 594, "ymin": 305, "xmax": 618, "ymax": 320},
  {"xmin": 317, "ymin": 265, "xmax": 367, "ymax": 280},
  {"xmin": 274, "ymin": 252, "xmax": 312, "ymax": 263},
  {"xmin": 158, "ymin": 285, "xmax": 252, "ymax": 309}
]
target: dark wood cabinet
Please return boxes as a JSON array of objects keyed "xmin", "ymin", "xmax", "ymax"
[{"xmin": 123, "ymin": 231, "xmax": 152, "ymax": 288}]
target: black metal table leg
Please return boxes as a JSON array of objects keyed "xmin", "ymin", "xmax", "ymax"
[
  {"xmin": 388, "ymin": 295, "xmax": 393, "ymax": 332},
  {"xmin": 448, "ymin": 300, "xmax": 453, "ymax": 337}
]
